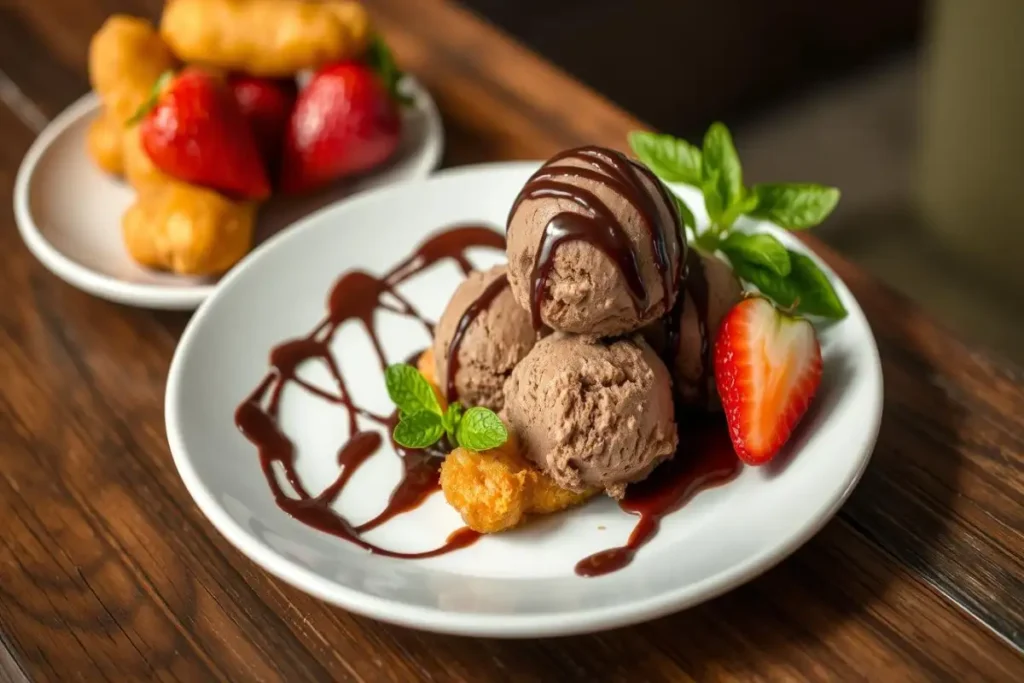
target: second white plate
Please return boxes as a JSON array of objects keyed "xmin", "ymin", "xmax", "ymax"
[{"xmin": 13, "ymin": 78, "xmax": 443, "ymax": 309}]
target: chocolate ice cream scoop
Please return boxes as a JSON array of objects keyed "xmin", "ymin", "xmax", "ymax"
[
  {"xmin": 502, "ymin": 333, "xmax": 678, "ymax": 499},
  {"xmin": 433, "ymin": 265, "xmax": 536, "ymax": 412},
  {"xmin": 645, "ymin": 251, "xmax": 744, "ymax": 410},
  {"xmin": 506, "ymin": 146, "xmax": 686, "ymax": 337}
]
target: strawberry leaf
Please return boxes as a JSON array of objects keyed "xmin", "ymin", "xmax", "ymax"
[
  {"xmin": 365, "ymin": 34, "xmax": 414, "ymax": 107},
  {"xmin": 126, "ymin": 70, "xmax": 174, "ymax": 127}
]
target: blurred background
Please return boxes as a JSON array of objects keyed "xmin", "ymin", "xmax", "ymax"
[{"xmin": 463, "ymin": 0, "xmax": 1024, "ymax": 363}]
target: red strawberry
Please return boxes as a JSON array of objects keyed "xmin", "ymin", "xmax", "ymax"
[
  {"xmin": 228, "ymin": 75, "xmax": 297, "ymax": 170},
  {"xmin": 279, "ymin": 62, "xmax": 402, "ymax": 195},
  {"xmin": 714, "ymin": 296, "xmax": 822, "ymax": 465},
  {"xmin": 136, "ymin": 68, "xmax": 270, "ymax": 200}
]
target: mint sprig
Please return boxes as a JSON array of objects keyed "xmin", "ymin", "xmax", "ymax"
[
  {"xmin": 384, "ymin": 363, "xmax": 507, "ymax": 452},
  {"xmin": 629, "ymin": 121, "xmax": 847, "ymax": 320}
]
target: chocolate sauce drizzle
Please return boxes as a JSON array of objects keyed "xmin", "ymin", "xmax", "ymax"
[
  {"xmin": 508, "ymin": 146, "xmax": 686, "ymax": 329},
  {"xmin": 234, "ymin": 225, "xmax": 505, "ymax": 559},
  {"xmin": 662, "ymin": 248, "xmax": 713, "ymax": 407},
  {"xmin": 575, "ymin": 413, "xmax": 741, "ymax": 577},
  {"xmin": 444, "ymin": 272, "xmax": 510, "ymax": 403}
]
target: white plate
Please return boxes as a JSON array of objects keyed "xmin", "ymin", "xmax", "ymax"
[
  {"xmin": 165, "ymin": 162, "xmax": 883, "ymax": 637},
  {"xmin": 13, "ymin": 78, "xmax": 443, "ymax": 309}
]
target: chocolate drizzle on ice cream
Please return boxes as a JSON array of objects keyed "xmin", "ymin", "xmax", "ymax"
[{"xmin": 508, "ymin": 146, "xmax": 686, "ymax": 331}]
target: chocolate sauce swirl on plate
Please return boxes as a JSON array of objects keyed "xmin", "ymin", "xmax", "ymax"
[
  {"xmin": 234, "ymin": 224, "xmax": 505, "ymax": 559},
  {"xmin": 508, "ymin": 146, "xmax": 686, "ymax": 329}
]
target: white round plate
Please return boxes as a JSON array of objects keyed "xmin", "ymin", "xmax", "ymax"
[
  {"xmin": 166, "ymin": 162, "xmax": 883, "ymax": 637},
  {"xmin": 13, "ymin": 78, "xmax": 443, "ymax": 310}
]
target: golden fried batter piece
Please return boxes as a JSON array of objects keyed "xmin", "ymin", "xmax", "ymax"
[
  {"xmin": 86, "ymin": 112, "xmax": 124, "ymax": 175},
  {"xmin": 89, "ymin": 16, "xmax": 176, "ymax": 125},
  {"xmin": 440, "ymin": 436, "xmax": 597, "ymax": 534},
  {"xmin": 416, "ymin": 347, "xmax": 448, "ymax": 411},
  {"xmin": 121, "ymin": 124, "xmax": 173, "ymax": 189},
  {"xmin": 122, "ymin": 181, "xmax": 256, "ymax": 275},
  {"xmin": 160, "ymin": 0, "xmax": 372, "ymax": 77}
]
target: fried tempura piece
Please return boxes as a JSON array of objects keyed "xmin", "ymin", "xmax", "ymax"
[
  {"xmin": 417, "ymin": 347, "xmax": 447, "ymax": 411},
  {"xmin": 440, "ymin": 436, "xmax": 597, "ymax": 534},
  {"xmin": 122, "ymin": 124, "xmax": 173, "ymax": 189},
  {"xmin": 122, "ymin": 180, "xmax": 256, "ymax": 275},
  {"xmin": 89, "ymin": 16, "xmax": 176, "ymax": 125},
  {"xmin": 160, "ymin": 0, "xmax": 372, "ymax": 77},
  {"xmin": 86, "ymin": 112, "xmax": 124, "ymax": 175}
]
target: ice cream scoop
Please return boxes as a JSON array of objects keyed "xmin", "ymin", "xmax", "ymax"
[
  {"xmin": 645, "ymin": 251, "xmax": 744, "ymax": 409},
  {"xmin": 502, "ymin": 333, "xmax": 678, "ymax": 498},
  {"xmin": 506, "ymin": 146, "xmax": 685, "ymax": 337},
  {"xmin": 433, "ymin": 265, "xmax": 536, "ymax": 412}
]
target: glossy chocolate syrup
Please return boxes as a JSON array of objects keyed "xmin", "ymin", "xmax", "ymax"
[
  {"xmin": 508, "ymin": 146, "xmax": 685, "ymax": 329},
  {"xmin": 575, "ymin": 413, "xmax": 741, "ymax": 577},
  {"xmin": 234, "ymin": 225, "xmax": 506, "ymax": 559},
  {"xmin": 663, "ymin": 248, "xmax": 713, "ymax": 406},
  {"xmin": 444, "ymin": 272, "xmax": 510, "ymax": 403}
]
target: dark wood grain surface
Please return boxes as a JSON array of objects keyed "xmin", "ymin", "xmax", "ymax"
[{"xmin": 1, "ymin": 0, "xmax": 1022, "ymax": 680}]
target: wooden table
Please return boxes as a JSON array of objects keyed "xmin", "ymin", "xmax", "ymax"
[{"xmin": 1, "ymin": 1, "xmax": 1021, "ymax": 680}]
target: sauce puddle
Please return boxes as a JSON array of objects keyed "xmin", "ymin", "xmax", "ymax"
[{"xmin": 575, "ymin": 414, "xmax": 741, "ymax": 577}]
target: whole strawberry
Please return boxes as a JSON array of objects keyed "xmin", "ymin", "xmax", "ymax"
[
  {"xmin": 228, "ymin": 75, "xmax": 297, "ymax": 171},
  {"xmin": 714, "ymin": 296, "xmax": 822, "ymax": 465},
  {"xmin": 134, "ymin": 68, "xmax": 270, "ymax": 200},
  {"xmin": 280, "ymin": 55, "xmax": 403, "ymax": 194}
]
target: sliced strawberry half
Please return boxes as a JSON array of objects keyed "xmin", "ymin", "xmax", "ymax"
[{"xmin": 714, "ymin": 295, "xmax": 822, "ymax": 465}]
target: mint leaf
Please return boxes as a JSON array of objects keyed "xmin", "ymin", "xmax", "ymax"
[
  {"xmin": 730, "ymin": 260, "xmax": 800, "ymax": 309},
  {"xmin": 720, "ymin": 192, "xmax": 759, "ymax": 230},
  {"xmin": 455, "ymin": 407, "xmax": 508, "ymax": 452},
  {"xmin": 442, "ymin": 401, "xmax": 463, "ymax": 444},
  {"xmin": 628, "ymin": 131, "xmax": 703, "ymax": 185},
  {"xmin": 702, "ymin": 123, "xmax": 744, "ymax": 223},
  {"xmin": 731, "ymin": 251, "xmax": 847, "ymax": 319},
  {"xmin": 787, "ymin": 252, "xmax": 847, "ymax": 319},
  {"xmin": 719, "ymin": 232, "xmax": 791, "ymax": 277},
  {"xmin": 702, "ymin": 172, "xmax": 725, "ymax": 225},
  {"xmin": 385, "ymin": 364, "xmax": 441, "ymax": 417},
  {"xmin": 749, "ymin": 184, "xmax": 840, "ymax": 230},
  {"xmin": 392, "ymin": 411, "xmax": 444, "ymax": 449}
]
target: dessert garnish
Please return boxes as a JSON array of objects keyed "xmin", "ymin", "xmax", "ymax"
[
  {"xmin": 385, "ymin": 364, "xmax": 508, "ymax": 452},
  {"xmin": 279, "ymin": 58, "xmax": 403, "ymax": 195},
  {"xmin": 130, "ymin": 67, "xmax": 271, "ymax": 200},
  {"xmin": 630, "ymin": 123, "xmax": 847, "ymax": 320},
  {"xmin": 227, "ymin": 75, "xmax": 297, "ymax": 170},
  {"xmin": 714, "ymin": 295, "xmax": 823, "ymax": 465}
]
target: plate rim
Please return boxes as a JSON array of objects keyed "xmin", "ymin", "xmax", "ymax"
[
  {"xmin": 165, "ymin": 161, "xmax": 884, "ymax": 637},
  {"xmin": 13, "ymin": 80, "xmax": 444, "ymax": 310}
]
